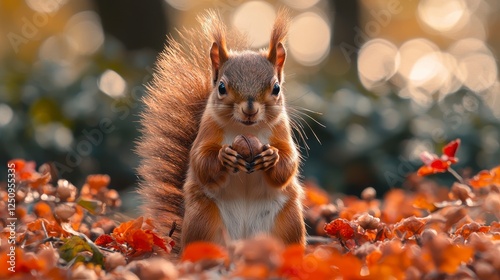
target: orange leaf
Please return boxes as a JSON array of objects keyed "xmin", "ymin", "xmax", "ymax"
[
  {"xmin": 437, "ymin": 245, "xmax": 473, "ymax": 274},
  {"xmin": 33, "ymin": 201, "xmax": 54, "ymax": 220},
  {"xmin": 86, "ymin": 174, "xmax": 110, "ymax": 191},
  {"xmin": 8, "ymin": 159, "xmax": 36, "ymax": 181},
  {"xmin": 130, "ymin": 229, "xmax": 154, "ymax": 253},
  {"xmin": 394, "ymin": 216, "xmax": 425, "ymax": 238},
  {"xmin": 277, "ymin": 244, "xmax": 305, "ymax": 278},
  {"xmin": 455, "ymin": 222, "xmax": 490, "ymax": 239},
  {"xmin": 148, "ymin": 229, "xmax": 172, "ymax": 252},
  {"xmin": 469, "ymin": 165, "xmax": 500, "ymax": 189},
  {"xmin": 232, "ymin": 264, "xmax": 269, "ymax": 279},
  {"xmin": 278, "ymin": 244, "xmax": 304, "ymax": 278},
  {"xmin": 417, "ymin": 165, "xmax": 435, "ymax": 176},
  {"xmin": 303, "ymin": 181, "xmax": 329, "ymax": 207},
  {"xmin": 412, "ymin": 194, "xmax": 437, "ymax": 212},
  {"xmin": 113, "ymin": 216, "xmax": 144, "ymax": 243},
  {"xmin": 324, "ymin": 218, "xmax": 355, "ymax": 240},
  {"xmin": 181, "ymin": 242, "xmax": 228, "ymax": 263}
]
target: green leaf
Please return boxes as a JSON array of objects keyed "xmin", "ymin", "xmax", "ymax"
[
  {"xmin": 59, "ymin": 236, "xmax": 104, "ymax": 266},
  {"xmin": 77, "ymin": 198, "xmax": 105, "ymax": 215}
]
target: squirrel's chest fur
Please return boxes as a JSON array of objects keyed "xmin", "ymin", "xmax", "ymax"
[{"xmin": 208, "ymin": 129, "xmax": 287, "ymax": 240}]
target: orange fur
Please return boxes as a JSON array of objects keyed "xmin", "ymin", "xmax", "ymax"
[
  {"xmin": 272, "ymin": 187, "xmax": 306, "ymax": 245},
  {"xmin": 264, "ymin": 121, "xmax": 299, "ymax": 188},
  {"xmin": 138, "ymin": 9, "xmax": 305, "ymax": 254}
]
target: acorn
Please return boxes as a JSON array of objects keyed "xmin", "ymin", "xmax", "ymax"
[{"xmin": 232, "ymin": 134, "xmax": 264, "ymax": 162}]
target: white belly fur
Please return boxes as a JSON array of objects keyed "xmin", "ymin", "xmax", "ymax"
[
  {"xmin": 209, "ymin": 127, "xmax": 288, "ymax": 240},
  {"xmin": 214, "ymin": 172, "xmax": 287, "ymax": 240}
]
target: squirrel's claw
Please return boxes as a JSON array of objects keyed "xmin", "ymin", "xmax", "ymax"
[
  {"xmin": 218, "ymin": 145, "xmax": 247, "ymax": 173},
  {"xmin": 251, "ymin": 146, "xmax": 279, "ymax": 172}
]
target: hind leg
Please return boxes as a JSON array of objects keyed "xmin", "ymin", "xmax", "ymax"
[
  {"xmin": 181, "ymin": 192, "xmax": 225, "ymax": 249},
  {"xmin": 272, "ymin": 198, "xmax": 306, "ymax": 245}
]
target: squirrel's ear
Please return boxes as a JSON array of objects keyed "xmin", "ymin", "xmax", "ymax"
[
  {"xmin": 210, "ymin": 42, "xmax": 228, "ymax": 84},
  {"xmin": 267, "ymin": 9, "xmax": 289, "ymax": 82},
  {"xmin": 268, "ymin": 42, "xmax": 286, "ymax": 81}
]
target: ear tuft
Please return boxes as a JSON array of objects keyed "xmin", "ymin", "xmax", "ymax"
[
  {"xmin": 267, "ymin": 9, "xmax": 290, "ymax": 81},
  {"xmin": 201, "ymin": 11, "xmax": 229, "ymax": 83},
  {"xmin": 210, "ymin": 42, "xmax": 228, "ymax": 83}
]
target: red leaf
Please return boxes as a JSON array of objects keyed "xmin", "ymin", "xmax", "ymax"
[
  {"xmin": 324, "ymin": 218, "xmax": 355, "ymax": 240},
  {"xmin": 430, "ymin": 159, "xmax": 449, "ymax": 172},
  {"xmin": 95, "ymin": 234, "xmax": 114, "ymax": 247},
  {"xmin": 442, "ymin": 139, "xmax": 460, "ymax": 159},
  {"xmin": 417, "ymin": 139, "xmax": 461, "ymax": 177}
]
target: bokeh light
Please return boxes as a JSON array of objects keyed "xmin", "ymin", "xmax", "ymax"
[
  {"xmin": 357, "ymin": 39, "xmax": 398, "ymax": 89},
  {"xmin": 396, "ymin": 38, "xmax": 439, "ymax": 82},
  {"xmin": 25, "ymin": 0, "xmax": 68, "ymax": 13},
  {"xmin": 0, "ymin": 104, "xmax": 14, "ymax": 127},
  {"xmin": 65, "ymin": 11, "xmax": 104, "ymax": 56},
  {"xmin": 288, "ymin": 12, "xmax": 330, "ymax": 66},
  {"xmin": 232, "ymin": 1, "xmax": 276, "ymax": 48},
  {"xmin": 34, "ymin": 122, "xmax": 73, "ymax": 151},
  {"xmin": 417, "ymin": 0, "xmax": 469, "ymax": 33},
  {"xmin": 98, "ymin": 70, "xmax": 127, "ymax": 98}
]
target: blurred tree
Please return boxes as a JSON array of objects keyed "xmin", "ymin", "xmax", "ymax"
[{"xmin": 93, "ymin": 0, "xmax": 169, "ymax": 52}]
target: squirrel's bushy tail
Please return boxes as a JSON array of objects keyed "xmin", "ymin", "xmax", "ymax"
[{"xmin": 136, "ymin": 12, "xmax": 246, "ymax": 254}]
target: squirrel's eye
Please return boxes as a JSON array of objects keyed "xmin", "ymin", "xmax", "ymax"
[
  {"xmin": 218, "ymin": 81, "xmax": 227, "ymax": 95},
  {"xmin": 272, "ymin": 83, "xmax": 280, "ymax": 96}
]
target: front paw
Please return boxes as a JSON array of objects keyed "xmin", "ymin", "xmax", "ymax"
[
  {"xmin": 249, "ymin": 144, "xmax": 279, "ymax": 172},
  {"xmin": 218, "ymin": 144, "xmax": 248, "ymax": 173}
]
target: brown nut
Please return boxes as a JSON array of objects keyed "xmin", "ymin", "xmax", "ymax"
[{"xmin": 231, "ymin": 134, "xmax": 264, "ymax": 162}]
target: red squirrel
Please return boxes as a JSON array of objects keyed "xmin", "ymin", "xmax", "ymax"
[{"xmin": 137, "ymin": 10, "xmax": 305, "ymax": 254}]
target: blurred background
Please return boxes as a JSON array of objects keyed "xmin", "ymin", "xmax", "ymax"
[{"xmin": 1, "ymin": 0, "xmax": 499, "ymax": 207}]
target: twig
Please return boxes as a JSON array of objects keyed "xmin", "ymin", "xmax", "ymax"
[{"xmin": 448, "ymin": 167, "xmax": 465, "ymax": 184}]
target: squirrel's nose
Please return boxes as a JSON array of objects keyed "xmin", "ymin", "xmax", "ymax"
[
  {"xmin": 242, "ymin": 108, "xmax": 259, "ymax": 117},
  {"xmin": 242, "ymin": 98, "xmax": 259, "ymax": 117}
]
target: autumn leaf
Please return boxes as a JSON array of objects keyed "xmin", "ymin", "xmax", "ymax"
[
  {"xmin": 278, "ymin": 245, "xmax": 365, "ymax": 280},
  {"xmin": 455, "ymin": 222, "xmax": 490, "ymax": 239},
  {"xmin": 8, "ymin": 158, "xmax": 37, "ymax": 181},
  {"xmin": 303, "ymin": 181, "xmax": 330, "ymax": 207},
  {"xmin": 436, "ymin": 244, "xmax": 474, "ymax": 274},
  {"xmin": 232, "ymin": 264, "xmax": 270, "ymax": 279},
  {"xmin": 394, "ymin": 216, "xmax": 426, "ymax": 238},
  {"xmin": 469, "ymin": 165, "xmax": 500, "ymax": 189},
  {"xmin": 412, "ymin": 193, "xmax": 438, "ymax": 212},
  {"xmin": 95, "ymin": 234, "xmax": 115, "ymax": 248},
  {"xmin": 95, "ymin": 216, "xmax": 172, "ymax": 258},
  {"xmin": 181, "ymin": 241, "xmax": 228, "ymax": 263},
  {"xmin": 417, "ymin": 139, "xmax": 460, "ymax": 176},
  {"xmin": 86, "ymin": 174, "xmax": 111, "ymax": 191},
  {"xmin": 59, "ymin": 236, "xmax": 104, "ymax": 265},
  {"xmin": 77, "ymin": 197, "xmax": 106, "ymax": 215},
  {"xmin": 34, "ymin": 201, "xmax": 54, "ymax": 220},
  {"xmin": 276, "ymin": 244, "xmax": 304, "ymax": 278},
  {"xmin": 324, "ymin": 218, "xmax": 355, "ymax": 241}
]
